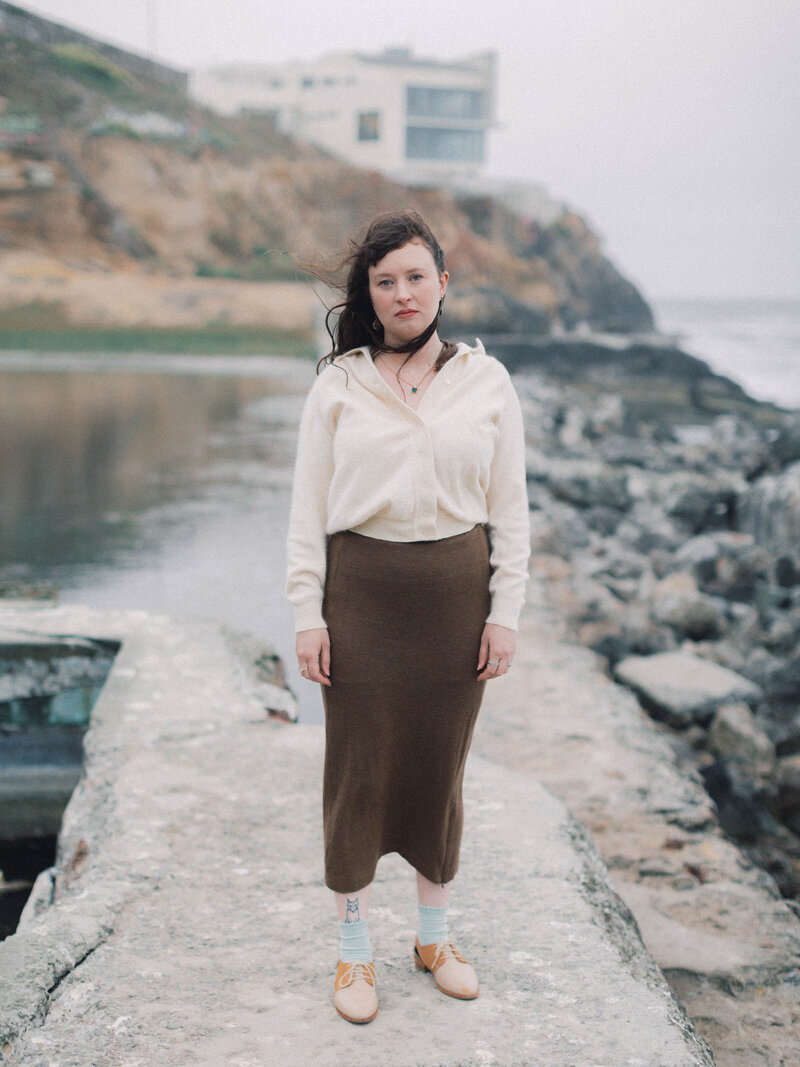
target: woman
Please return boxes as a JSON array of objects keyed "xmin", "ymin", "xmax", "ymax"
[{"xmin": 286, "ymin": 211, "xmax": 530, "ymax": 1024}]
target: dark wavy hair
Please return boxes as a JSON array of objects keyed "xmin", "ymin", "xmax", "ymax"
[{"xmin": 317, "ymin": 210, "xmax": 457, "ymax": 373}]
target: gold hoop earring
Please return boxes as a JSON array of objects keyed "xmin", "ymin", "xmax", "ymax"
[{"xmin": 372, "ymin": 318, "xmax": 382, "ymax": 332}]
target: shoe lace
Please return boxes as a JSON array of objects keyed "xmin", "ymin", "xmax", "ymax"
[
  {"xmin": 340, "ymin": 961, "xmax": 375, "ymax": 986},
  {"xmin": 432, "ymin": 942, "xmax": 460, "ymax": 969}
]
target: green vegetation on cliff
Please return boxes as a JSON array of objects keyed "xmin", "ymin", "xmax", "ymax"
[{"xmin": 0, "ymin": 2, "xmax": 654, "ymax": 335}]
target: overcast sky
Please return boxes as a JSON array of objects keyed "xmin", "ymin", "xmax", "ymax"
[{"xmin": 22, "ymin": 0, "xmax": 800, "ymax": 300}]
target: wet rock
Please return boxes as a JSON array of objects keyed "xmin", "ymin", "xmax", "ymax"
[{"xmin": 614, "ymin": 651, "xmax": 763, "ymax": 729}]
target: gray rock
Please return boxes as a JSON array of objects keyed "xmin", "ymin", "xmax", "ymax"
[
  {"xmin": 741, "ymin": 646, "xmax": 786, "ymax": 688},
  {"xmin": 771, "ymin": 415, "xmax": 800, "ymax": 470},
  {"xmin": 648, "ymin": 573, "xmax": 727, "ymax": 641},
  {"xmin": 764, "ymin": 654, "xmax": 800, "ymax": 709},
  {"xmin": 529, "ymin": 501, "xmax": 592, "ymax": 554},
  {"xmin": 707, "ymin": 703, "xmax": 776, "ymax": 770},
  {"xmin": 699, "ymin": 758, "xmax": 781, "ymax": 842},
  {"xmin": 588, "ymin": 542, "xmax": 652, "ymax": 584},
  {"xmin": 614, "ymin": 651, "xmax": 764, "ymax": 728},
  {"xmin": 665, "ymin": 478, "xmax": 739, "ymax": 534},
  {"xmin": 775, "ymin": 556, "xmax": 800, "ymax": 588},
  {"xmin": 547, "ymin": 459, "xmax": 632, "ymax": 510},
  {"xmin": 738, "ymin": 461, "xmax": 800, "ymax": 565},
  {"xmin": 652, "ymin": 593, "xmax": 727, "ymax": 641},
  {"xmin": 775, "ymin": 754, "xmax": 800, "ymax": 832},
  {"xmin": 583, "ymin": 504, "xmax": 625, "ymax": 535},
  {"xmin": 674, "ymin": 534, "xmax": 721, "ymax": 569}
]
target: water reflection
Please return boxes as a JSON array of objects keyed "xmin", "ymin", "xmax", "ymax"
[{"xmin": 0, "ymin": 354, "xmax": 320, "ymax": 721}]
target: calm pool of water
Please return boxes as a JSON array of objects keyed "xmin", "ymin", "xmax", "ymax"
[{"xmin": 0, "ymin": 352, "xmax": 322, "ymax": 722}]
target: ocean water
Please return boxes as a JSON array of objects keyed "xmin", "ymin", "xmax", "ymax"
[{"xmin": 654, "ymin": 298, "xmax": 800, "ymax": 411}]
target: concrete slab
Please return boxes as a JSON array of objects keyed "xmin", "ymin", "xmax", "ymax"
[{"xmin": 0, "ymin": 604, "xmax": 713, "ymax": 1066}]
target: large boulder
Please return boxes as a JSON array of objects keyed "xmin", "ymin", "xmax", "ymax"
[{"xmin": 614, "ymin": 651, "xmax": 763, "ymax": 728}]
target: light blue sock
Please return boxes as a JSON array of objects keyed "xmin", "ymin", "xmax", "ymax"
[
  {"xmin": 418, "ymin": 904, "xmax": 449, "ymax": 946},
  {"xmin": 339, "ymin": 918, "xmax": 372, "ymax": 962}
]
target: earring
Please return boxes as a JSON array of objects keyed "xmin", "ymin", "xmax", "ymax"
[
  {"xmin": 372, "ymin": 318, "xmax": 382, "ymax": 332},
  {"xmin": 438, "ymin": 297, "xmax": 445, "ymax": 317}
]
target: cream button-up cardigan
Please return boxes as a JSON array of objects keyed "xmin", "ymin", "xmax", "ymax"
[{"xmin": 286, "ymin": 340, "xmax": 530, "ymax": 633}]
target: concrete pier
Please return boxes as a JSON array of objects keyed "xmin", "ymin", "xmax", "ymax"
[{"xmin": 0, "ymin": 602, "xmax": 716, "ymax": 1065}]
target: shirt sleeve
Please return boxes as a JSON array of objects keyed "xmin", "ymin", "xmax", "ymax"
[
  {"xmin": 285, "ymin": 378, "xmax": 334, "ymax": 632},
  {"xmin": 484, "ymin": 373, "xmax": 530, "ymax": 630}
]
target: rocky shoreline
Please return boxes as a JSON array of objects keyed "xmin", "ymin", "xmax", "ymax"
[{"xmin": 502, "ymin": 336, "xmax": 800, "ymax": 903}]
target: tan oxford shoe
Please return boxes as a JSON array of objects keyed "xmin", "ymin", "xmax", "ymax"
[
  {"xmin": 333, "ymin": 960, "xmax": 378, "ymax": 1023},
  {"xmin": 413, "ymin": 938, "xmax": 480, "ymax": 1000}
]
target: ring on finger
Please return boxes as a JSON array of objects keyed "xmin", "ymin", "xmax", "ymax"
[
  {"xmin": 299, "ymin": 666, "xmax": 309, "ymax": 675},
  {"xmin": 488, "ymin": 659, "xmax": 500, "ymax": 667}
]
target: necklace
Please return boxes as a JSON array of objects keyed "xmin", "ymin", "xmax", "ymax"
[
  {"xmin": 397, "ymin": 363, "xmax": 436, "ymax": 394},
  {"xmin": 377, "ymin": 352, "xmax": 439, "ymax": 395}
]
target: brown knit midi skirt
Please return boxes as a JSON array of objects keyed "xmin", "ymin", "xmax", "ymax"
[{"xmin": 321, "ymin": 524, "xmax": 491, "ymax": 893}]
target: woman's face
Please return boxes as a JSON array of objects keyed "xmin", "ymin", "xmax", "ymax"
[{"xmin": 368, "ymin": 239, "xmax": 448, "ymax": 351}]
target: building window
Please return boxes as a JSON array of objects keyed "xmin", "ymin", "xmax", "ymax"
[
  {"xmin": 358, "ymin": 111, "xmax": 381, "ymax": 141},
  {"xmin": 405, "ymin": 126, "xmax": 484, "ymax": 162},
  {"xmin": 406, "ymin": 86, "xmax": 485, "ymax": 121},
  {"xmin": 301, "ymin": 77, "xmax": 314, "ymax": 89}
]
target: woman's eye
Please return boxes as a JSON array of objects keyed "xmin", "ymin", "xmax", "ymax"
[{"xmin": 410, "ymin": 273, "xmax": 423, "ymax": 281}]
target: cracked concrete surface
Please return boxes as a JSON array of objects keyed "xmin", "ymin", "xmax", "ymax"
[{"xmin": 0, "ymin": 601, "xmax": 714, "ymax": 1066}]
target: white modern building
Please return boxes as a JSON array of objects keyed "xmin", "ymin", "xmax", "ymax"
[{"xmin": 190, "ymin": 47, "xmax": 496, "ymax": 187}]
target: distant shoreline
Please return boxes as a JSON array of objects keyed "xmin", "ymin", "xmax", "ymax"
[{"xmin": 0, "ymin": 325, "xmax": 315, "ymax": 357}]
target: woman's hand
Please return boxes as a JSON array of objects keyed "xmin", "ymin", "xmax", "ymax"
[
  {"xmin": 476, "ymin": 623, "xmax": 516, "ymax": 681},
  {"xmin": 296, "ymin": 627, "xmax": 331, "ymax": 686}
]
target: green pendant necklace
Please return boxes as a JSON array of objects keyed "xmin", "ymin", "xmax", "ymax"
[{"xmin": 397, "ymin": 363, "xmax": 435, "ymax": 394}]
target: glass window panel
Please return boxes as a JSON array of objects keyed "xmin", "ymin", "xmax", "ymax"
[
  {"xmin": 358, "ymin": 112, "xmax": 381, "ymax": 141},
  {"xmin": 406, "ymin": 87, "xmax": 485, "ymax": 120},
  {"xmin": 405, "ymin": 126, "xmax": 484, "ymax": 162}
]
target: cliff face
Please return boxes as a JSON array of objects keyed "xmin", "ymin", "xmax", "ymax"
[{"xmin": 0, "ymin": 10, "xmax": 654, "ymax": 334}]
